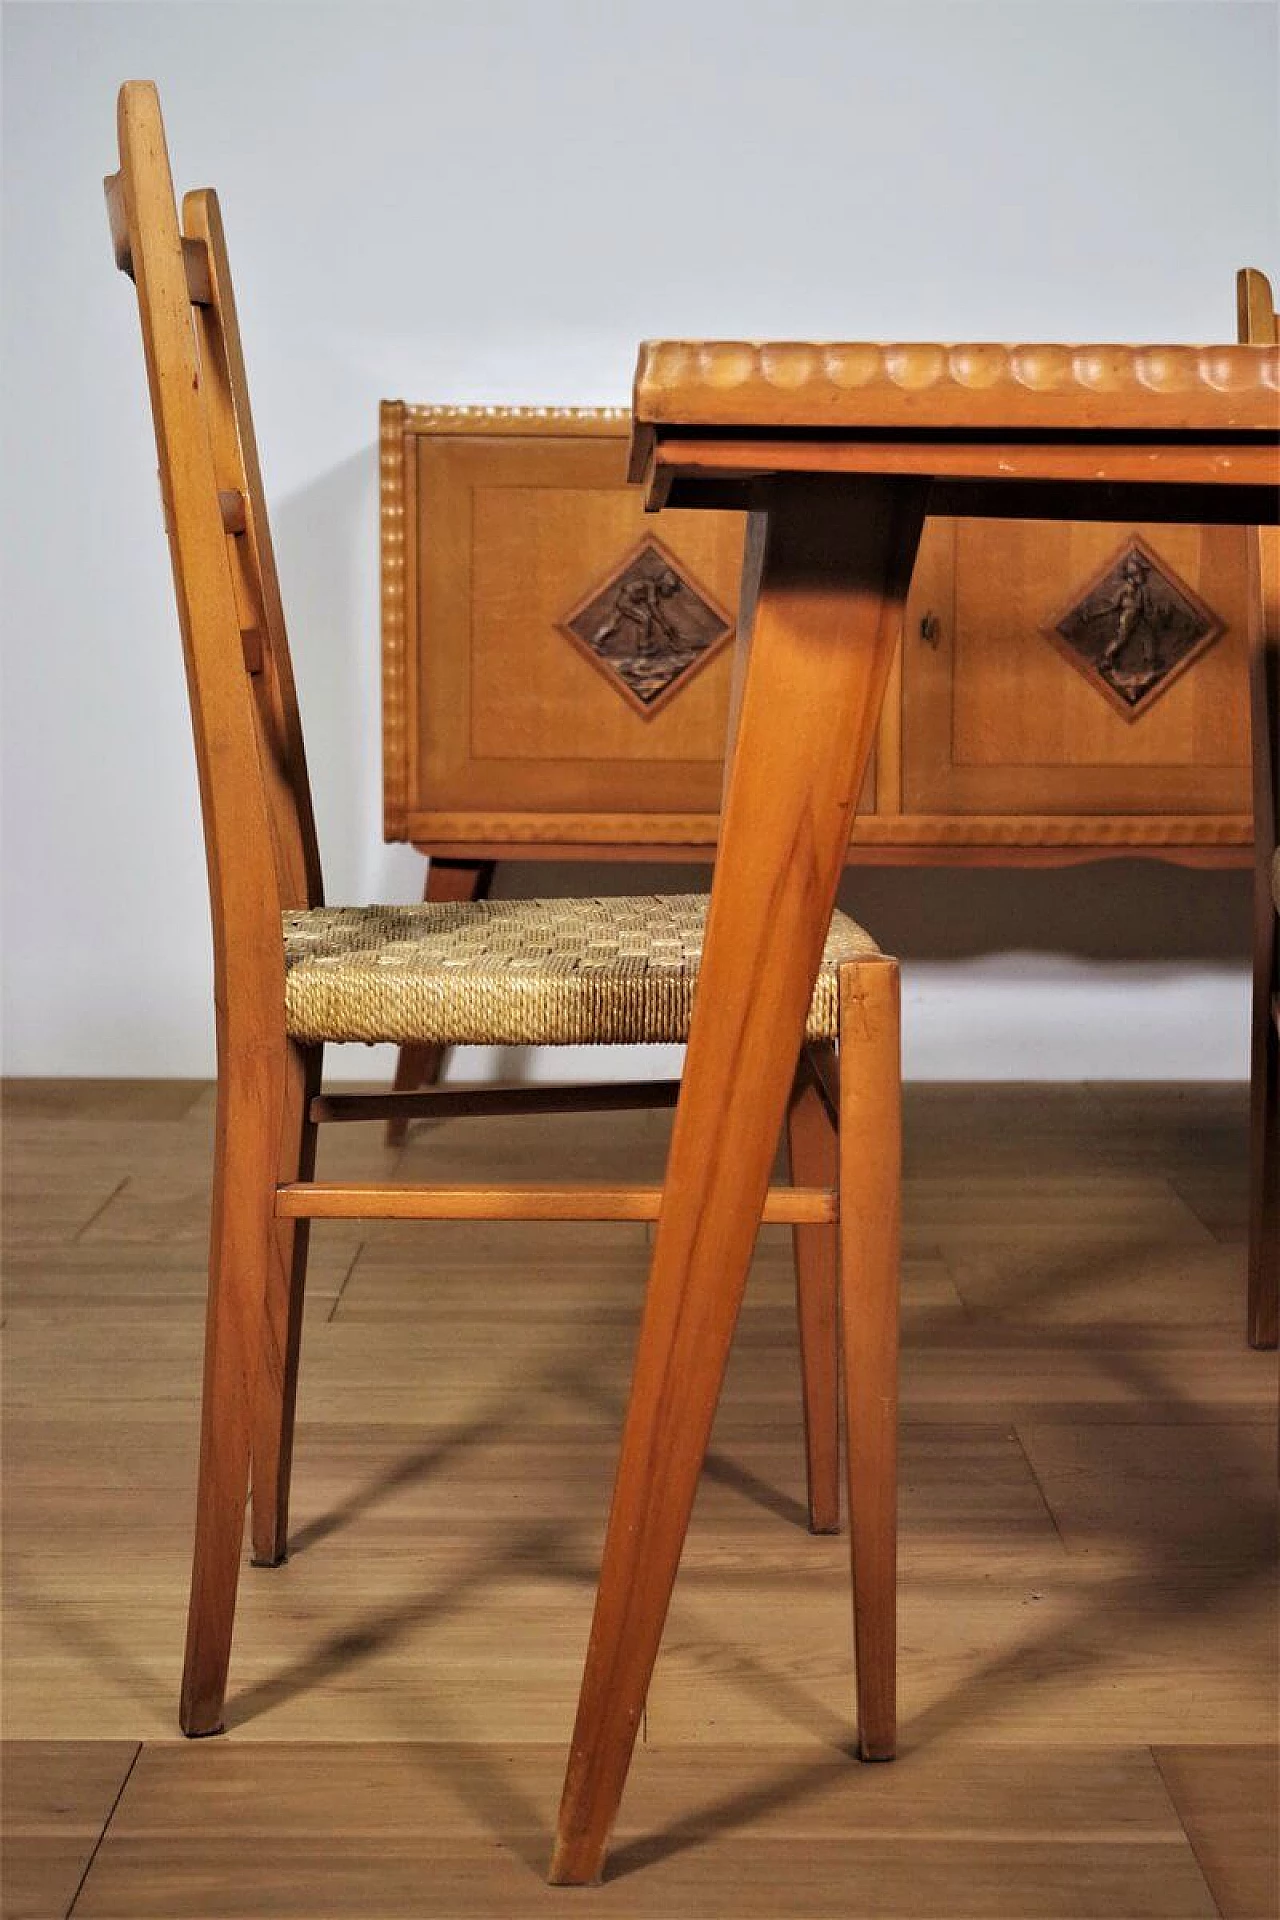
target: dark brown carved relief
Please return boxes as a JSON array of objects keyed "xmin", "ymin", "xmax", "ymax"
[
  {"xmin": 560, "ymin": 537, "xmax": 733, "ymax": 717},
  {"xmin": 1044, "ymin": 535, "xmax": 1225, "ymax": 722}
]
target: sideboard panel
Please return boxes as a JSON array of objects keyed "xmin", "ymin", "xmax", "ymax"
[
  {"xmin": 904, "ymin": 518, "xmax": 1251, "ymax": 816},
  {"xmin": 381, "ymin": 402, "xmax": 1250, "ymax": 866}
]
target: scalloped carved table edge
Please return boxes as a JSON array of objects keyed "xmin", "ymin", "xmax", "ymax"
[{"xmin": 633, "ymin": 340, "xmax": 1280, "ymax": 432}]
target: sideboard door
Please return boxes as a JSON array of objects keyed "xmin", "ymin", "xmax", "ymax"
[{"xmin": 902, "ymin": 519, "xmax": 1251, "ymax": 820}]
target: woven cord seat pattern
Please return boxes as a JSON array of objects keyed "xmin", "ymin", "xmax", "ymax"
[{"xmin": 284, "ymin": 894, "xmax": 878, "ymax": 1048}]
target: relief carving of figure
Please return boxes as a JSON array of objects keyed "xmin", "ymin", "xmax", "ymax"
[
  {"xmin": 1095, "ymin": 551, "xmax": 1160, "ymax": 682},
  {"xmin": 562, "ymin": 540, "xmax": 733, "ymax": 715},
  {"xmin": 591, "ymin": 570, "xmax": 685, "ymax": 659},
  {"xmin": 1048, "ymin": 538, "xmax": 1223, "ymax": 720}
]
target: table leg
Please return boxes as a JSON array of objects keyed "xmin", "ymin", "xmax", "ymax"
[{"xmin": 549, "ymin": 476, "xmax": 927, "ymax": 1885}]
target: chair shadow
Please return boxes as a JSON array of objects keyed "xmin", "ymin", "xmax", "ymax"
[
  {"xmin": 216, "ymin": 1094, "xmax": 1276, "ymax": 1884},
  {"xmin": 283, "ymin": 1414, "xmax": 508, "ymax": 1559}
]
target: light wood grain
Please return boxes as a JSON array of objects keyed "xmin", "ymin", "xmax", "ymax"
[
  {"xmin": 275, "ymin": 1183, "xmax": 837, "ymax": 1224},
  {"xmin": 632, "ymin": 337, "xmax": 1280, "ymax": 438},
  {"xmin": 104, "ymin": 86, "xmax": 883, "ymax": 1818},
  {"xmin": 551, "ymin": 481, "xmax": 925, "ymax": 1883},
  {"xmin": 383, "ymin": 406, "xmax": 1252, "ymax": 867},
  {"xmin": 2, "ymin": 1081, "xmax": 1274, "ymax": 1916},
  {"xmin": 1153, "ymin": 1744, "xmax": 1279, "ymax": 1919},
  {"xmin": 0, "ymin": 1741, "xmax": 138, "ymax": 1920},
  {"xmin": 1237, "ymin": 268, "xmax": 1280, "ymax": 1350},
  {"xmin": 63, "ymin": 1743, "xmax": 1219, "ymax": 1919},
  {"xmin": 785, "ymin": 1054, "xmax": 841, "ymax": 1535}
]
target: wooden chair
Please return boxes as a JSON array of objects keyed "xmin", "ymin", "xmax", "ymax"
[
  {"xmin": 104, "ymin": 77, "xmax": 905, "ymax": 1799},
  {"xmin": 1238, "ymin": 267, "xmax": 1279, "ymax": 1350}
]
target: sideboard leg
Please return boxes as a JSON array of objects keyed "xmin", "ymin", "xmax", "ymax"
[{"xmin": 385, "ymin": 857, "xmax": 497, "ymax": 1146}]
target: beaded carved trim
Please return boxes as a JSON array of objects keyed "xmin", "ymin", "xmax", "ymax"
[{"xmin": 634, "ymin": 341, "xmax": 1280, "ymax": 432}]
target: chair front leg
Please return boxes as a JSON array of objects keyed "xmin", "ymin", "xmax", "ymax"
[
  {"xmin": 837, "ymin": 956, "xmax": 902, "ymax": 1760},
  {"xmin": 251, "ymin": 1039, "xmax": 321, "ymax": 1565},
  {"xmin": 180, "ymin": 1034, "xmax": 288, "ymax": 1737},
  {"xmin": 787, "ymin": 1050, "xmax": 841, "ymax": 1534}
]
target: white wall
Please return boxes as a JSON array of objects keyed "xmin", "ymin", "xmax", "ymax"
[{"xmin": 2, "ymin": 0, "xmax": 1274, "ymax": 1082}]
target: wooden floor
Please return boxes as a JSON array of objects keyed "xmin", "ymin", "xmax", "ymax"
[{"xmin": 1, "ymin": 1079, "xmax": 1276, "ymax": 1919}]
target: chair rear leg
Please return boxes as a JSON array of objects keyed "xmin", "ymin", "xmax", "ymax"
[
  {"xmin": 786, "ymin": 1050, "xmax": 841, "ymax": 1533},
  {"xmin": 251, "ymin": 1041, "xmax": 321, "ymax": 1565},
  {"xmin": 837, "ymin": 957, "xmax": 902, "ymax": 1760},
  {"xmin": 180, "ymin": 1043, "xmax": 285, "ymax": 1737}
]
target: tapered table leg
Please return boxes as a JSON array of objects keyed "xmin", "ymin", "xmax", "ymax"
[{"xmin": 550, "ymin": 476, "xmax": 927, "ymax": 1885}]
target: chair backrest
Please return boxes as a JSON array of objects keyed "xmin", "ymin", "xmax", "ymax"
[
  {"xmin": 1237, "ymin": 268, "xmax": 1279, "ymax": 884},
  {"xmin": 105, "ymin": 82, "xmax": 322, "ymax": 1031}
]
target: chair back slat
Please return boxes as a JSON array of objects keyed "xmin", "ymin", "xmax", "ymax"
[
  {"xmin": 183, "ymin": 185, "xmax": 323, "ymax": 909},
  {"xmin": 106, "ymin": 82, "xmax": 321, "ymax": 1043}
]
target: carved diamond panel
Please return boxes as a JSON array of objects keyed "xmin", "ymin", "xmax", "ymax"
[
  {"xmin": 1044, "ymin": 535, "xmax": 1226, "ymax": 722},
  {"xmin": 560, "ymin": 537, "xmax": 733, "ymax": 718}
]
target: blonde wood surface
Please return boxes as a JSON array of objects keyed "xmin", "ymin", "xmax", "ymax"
[
  {"xmin": 905, "ymin": 519, "xmax": 1250, "ymax": 817},
  {"xmin": 408, "ymin": 428, "xmax": 749, "ymax": 820},
  {"xmin": 837, "ymin": 959, "xmax": 903, "ymax": 1760},
  {"xmin": 406, "ymin": 813, "xmax": 1252, "ymax": 857},
  {"xmin": 631, "ymin": 338, "xmax": 1280, "ymax": 439},
  {"xmin": 644, "ymin": 433, "xmax": 1280, "ymax": 497},
  {"xmin": 569, "ymin": 306, "xmax": 1278, "ymax": 1884},
  {"xmin": 104, "ymin": 85, "xmax": 858, "ymax": 1838},
  {"xmin": 550, "ymin": 481, "xmax": 927, "ymax": 1884},
  {"xmin": 1237, "ymin": 268, "xmax": 1280, "ymax": 1351},
  {"xmin": 1153, "ymin": 1744, "xmax": 1280, "ymax": 1919},
  {"xmin": 109, "ymin": 85, "xmax": 307, "ymax": 1743},
  {"xmin": 275, "ymin": 1183, "xmax": 837, "ymax": 1224},
  {"xmin": 2, "ymin": 1082, "xmax": 1275, "ymax": 1916},
  {"xmin": 0, "ymin": 1740, "xmax": 138, "ymax": 1920},
  {"xmin": 382, "ymin": 404, "xmax": 1253, "ymax": 865},
  {"xmin": 250, "ymin": 1041, "xmax": 319, "ymax": 1569},
  {"xmin": 785, "ymin": 1054, "xmax": 841, "ymax": 1535}
]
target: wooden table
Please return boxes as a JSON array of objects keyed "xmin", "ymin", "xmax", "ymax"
[{"xmin": 550, "ymin": 340, "xmax": 1280, "ymax": 1885}]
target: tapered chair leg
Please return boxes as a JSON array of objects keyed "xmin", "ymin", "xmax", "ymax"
[
  {"xmin": 837, "ymin": 956, "xmax": 902, "ymax": 1760},
  {"xmin": 787, "ymin": 1050, "xmax": 841, "ymax": 1534},
  {"xmin": 251, "ymin": 1041, "xmax": 321, "ymax": 1566},
  {"xmin": 180, "ymin": 1043, "xmax": 286, "ymax": 1737}
]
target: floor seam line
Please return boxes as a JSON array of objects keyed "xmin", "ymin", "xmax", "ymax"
[
  {"xmin": 1011, "ymin": 1424, "xmax": 1071, "ymax": 1551},
  {"xmin": 1148, "ymin": 1745, "xmax": 1228, "ymax": 1920},
  {"xmin": 327, "ymin": 1242, "xmax": 366, "ymax": 1322},
  {"xmin": 65, "ymin": 1739, "xmax": 143, "ymax": 1918},
  {"xmin": 72, "ymin": 1177, "xmax": 130, "ymax": 1244}
]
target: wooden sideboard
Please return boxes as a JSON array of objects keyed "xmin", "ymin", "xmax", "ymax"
[{"xmin": 380, "ymin": 401, "xmax": 1252, "ymax": 872}]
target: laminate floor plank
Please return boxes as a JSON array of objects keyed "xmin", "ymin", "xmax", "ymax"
[
  {"xmin": 1, "ymin": 1079, "xmax": 206, "ymax": 1122},
  {"xmin": 0, "ymin": 1740, "xmax": 138, "ymax": 1920},
  {"xmin": 1, "ymin": 1078, "xmax": 1273, "ymax": 1917},
  {"xmin": 71, "ymin": 1741, "xmax": 1218, "ymax": 1919},
  {"xmin": 1153, "ymin": 1744, "xmax": 1280, "ymax": 1919}
]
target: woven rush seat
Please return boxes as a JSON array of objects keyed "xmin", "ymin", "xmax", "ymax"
[{"xmin": 284, "ymin": 893, "xmax": 877, "ymax": 1048}]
